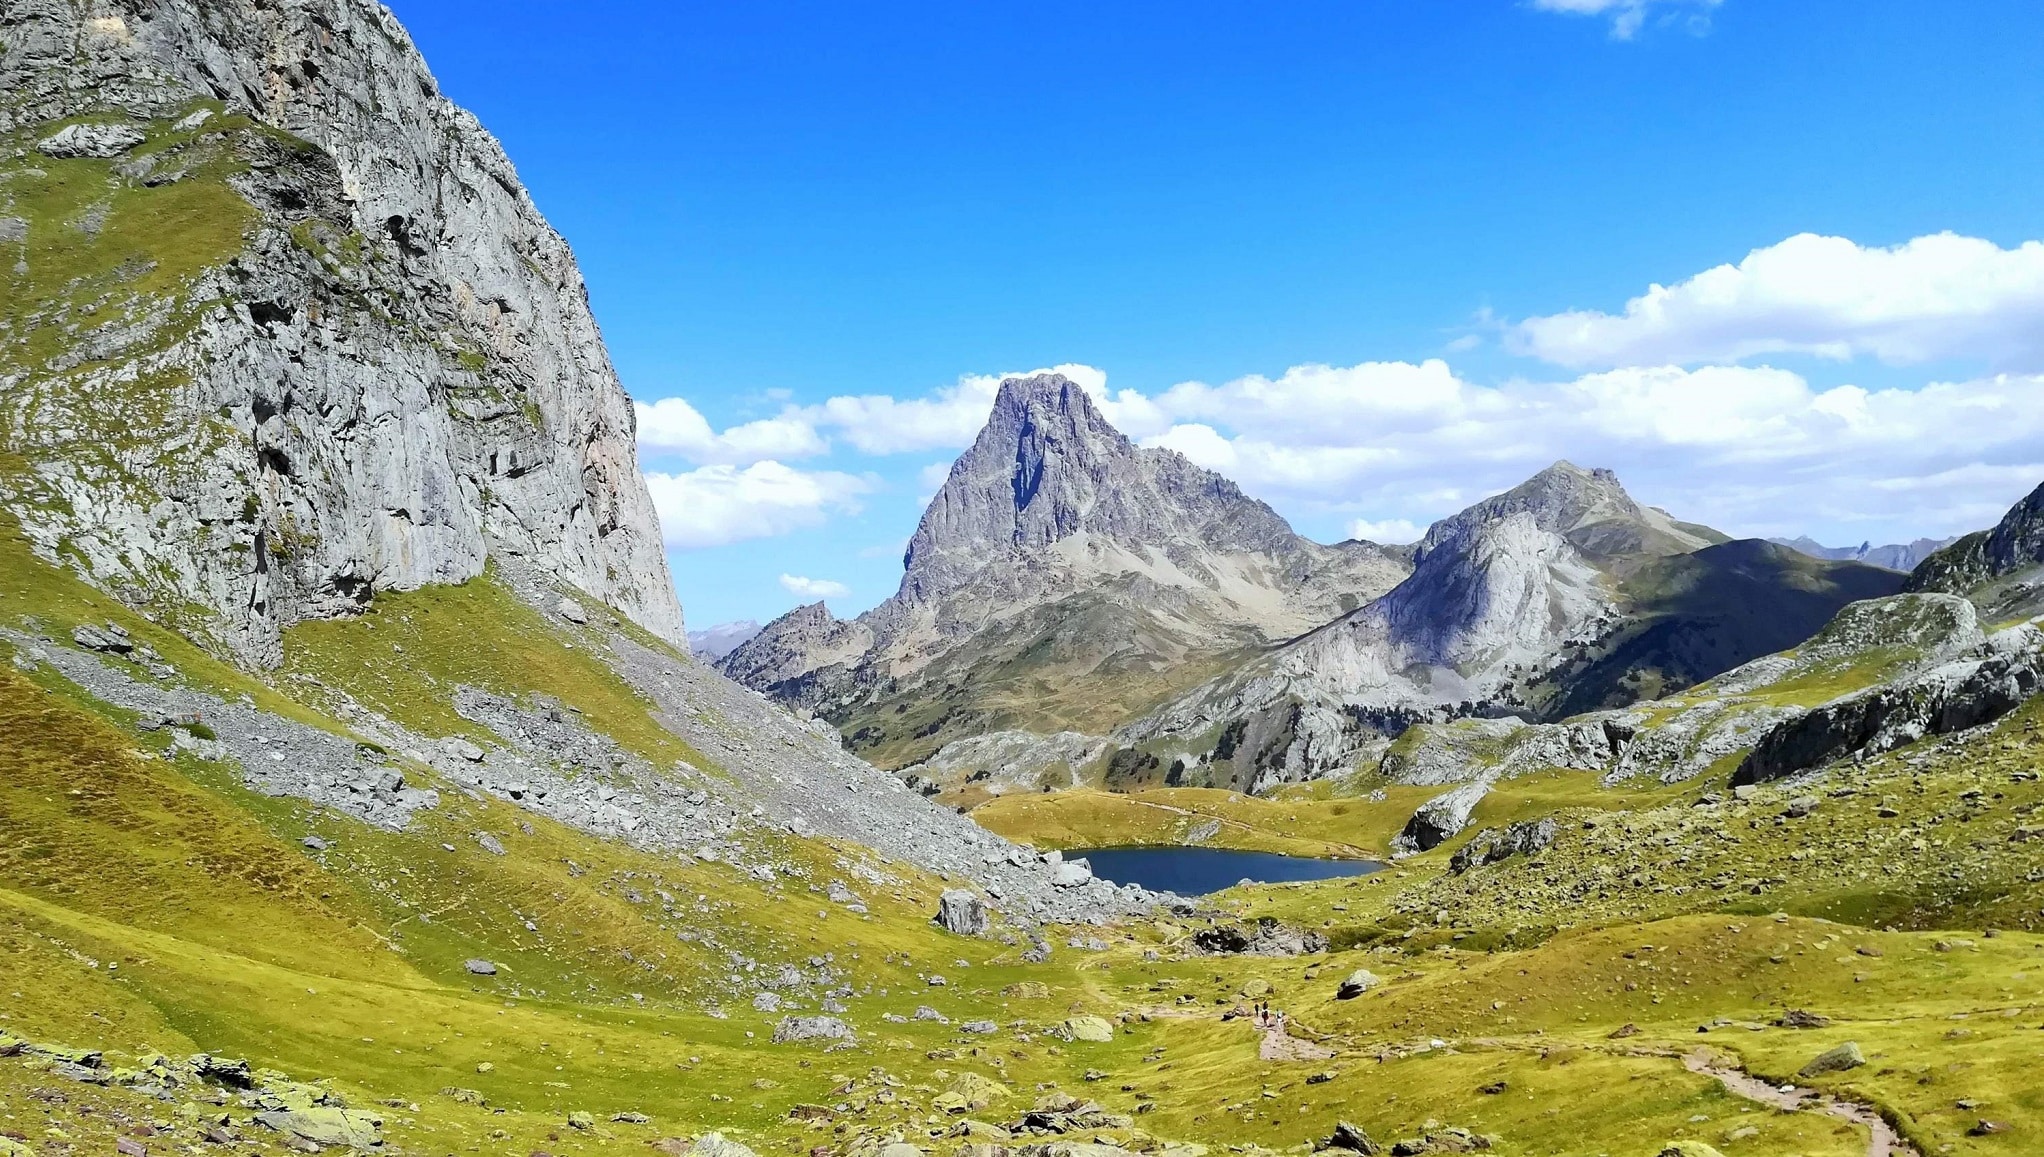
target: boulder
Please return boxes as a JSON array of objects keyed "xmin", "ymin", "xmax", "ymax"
[
  {"xmin": 1448, "ymin": 818, "xmax": 1557, "ymax": 873},
  {"xmin": 1397, "ymin": 781, "xmax": 1490, "ymax": 852},
  {"xmin": 71, "ymin": 624, "xmax": 133, "ymax": 654},
  {"xmin": 441, "ymin": 737, "xmax": 486, "ymax": 763},
  {"xmin": 1051, "ymin": 860, "xmax": 1094, "ymax": 888},
  {"xmin": 1061, "ymin": 1016, "xmax": 1115, "ymax": 1043},
  {"xmin": 1325, "ymin": 1121, "xmax": 1378, "ymax": 1153},
  {"xmin": 1798, "ymin": 1041, "xmax": 1866, "ymax": 1077},
  {"xmin": 1336, "ymin": 969, "xmax": 1381, "ymax": 999},
  {"xmin": 1656, "ymin": 1145, "xmax": 1727, "ymax": 1157},
  {"xmin": 772, "ymin": 1016, "xmax": 854, "ymax": 1045},
  {"xmin": 464, "ymin": 959, "xmax": 498, "ymax": 976},
  {"xmin": 555, "ymin": 597, "xmax": 589, "ymax": 624},
  {"xmin": 690, "ymin": 1134, "xmax": 759, "ymax": 1157},
  {"xmin": 37, "ymin": 122, "xmax": 147, "ymax": 158},
  {"xmin": 936, "ymin": 889, "xmax": 991, "ymax": 936},
  {"xmin": 253, "ymin": 1108, "xmax": 383, "ymax": 1149}
]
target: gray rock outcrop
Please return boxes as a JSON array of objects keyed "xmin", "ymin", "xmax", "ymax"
[
  {"xmin": 1395, "ymin": 780, "xmax": 1492, "ymax": 853},
  {"xmin": 1, "ymin": 0, "xmax": 681, "ymax": 664},
  {"xmin": 935, "ymin": 889, "xmax": 991, "ymax": 936},
  {"xmin": 1735, "ymin": 624, "xmax": 2044, "ymax": 785},
  {"xmin": 1448, "ymin": 818, "xmax": 1558, "ymax": 873}
]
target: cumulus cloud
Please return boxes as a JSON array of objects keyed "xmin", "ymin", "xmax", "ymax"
[
  {"xmin": 636, "ymin": 364, "xmax": 1106, "ymax": 464},
  {"xmin": 1511, "ymin": 232, "xmax": 2044, "ymax": 370},
  {"xmin": 778, "ymin": 574, "xmax": 851, "ymax": 599},
  {"xmin": 635, "ymin": 397, "xmax": 828, "ymax": 466},
  {"xmin": 1125, "ymin": 361, "xmax": 2044, "ymax": 544},
  {"xmin": 1345, "ymin": 518, "xmax": 1426, "ymax": 544},
  {"xmin": 1530, "ymin": 0, "xmax": 1721, "ymax": 39},
  {"xmin": 643, "ymin": 462, "xmax": 874, "ymax": 550},
  {"xmin": 805, "ymin": 363, "xmax": 1106, "ymax": 455}
]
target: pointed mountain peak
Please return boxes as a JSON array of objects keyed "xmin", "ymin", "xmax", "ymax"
[{"xmin": 981, "ymin": 372, "xmax": 1125, "ymax": 456}]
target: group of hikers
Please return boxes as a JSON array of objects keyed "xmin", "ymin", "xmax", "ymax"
[{"xmin": 1253, "ymin": 999, "xmax": 1285, "ymax": 1030}]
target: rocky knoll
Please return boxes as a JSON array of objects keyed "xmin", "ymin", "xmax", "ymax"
[
  {"xmin": 721, "ymin": 372, "xmax": 1410, "ymax": 768},
  {"xmin": 1907, "ymin": 477, "xmax": 2044, "ymax": 619},
  {"xmin": 0, "ymin": 0, "xmax": 680, "ymax": 663},
  {"xmin": 1735, "ymin": 623, "xmax": 2044, "ymax": 784}
]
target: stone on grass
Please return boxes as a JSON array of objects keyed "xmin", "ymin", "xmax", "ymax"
[
  {"xmin": 1325, "ymin": 1120, "xmax": 1378, "ymax": 1153},
  {"xmin": 253, "ymin": 1108, "xmax": 383, "ymax": 1149},
  {"xmin": 936, "ymin": 889, "xmax": 991, "ymax": 935},
  {"xmin": 1336, "ymin": 969, "xmax": 1380, "ymax": 999},
  {"xmin": 37, "ymin": 122, "xmax": 147, "ymax": 158},
  {"xmin": 772, "ymin": 1016, "xmax": 854, "ymax": 1045},
  {"xmin": 1798, "ymin": 1041, "xmax": 1866, "ymax": 1078},
  {"xmin": 555, "ymin": 597, "xmax": 589, "ymax": 624},
  {"xmin": 689, "ymin": 1133, "xmax": 759, "ymax": 1157},
  {"xmin": 464, "ymin": 959, "xmax": 498, "ymax": 976},
  {"xmin": 1656, "ymin": 1144, "xmax": 1727, "ymax": 1157},
  {"xmin": 1061, "ymin": 1015, "xmax": 1114, "ymax": 1043}
]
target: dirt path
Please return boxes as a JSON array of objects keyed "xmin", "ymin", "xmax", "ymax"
[
  {"xmin": 1680, "ymin": 1047, "xmax": 1919, "ymax": 1157},
  {"xmin": 1258, "ymin": 1022, "xmax": 1336, "ymax": 1061}
]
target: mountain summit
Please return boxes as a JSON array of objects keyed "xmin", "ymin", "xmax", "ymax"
[{"xmin": 720, "ymin": 372, "xmax": 1411, "ymax": 767}]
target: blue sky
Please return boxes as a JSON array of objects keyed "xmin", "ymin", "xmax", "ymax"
[{"xmin": 386, "ymin": 0, "xmax": 2044, "ymax": 631}]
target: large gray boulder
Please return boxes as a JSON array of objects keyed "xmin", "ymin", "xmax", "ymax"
[
  {"xmin": 935, "ymin": 889, "xmax": 991, "ymax": 936},
  {"xmin": 1449, "ymin": 817, "xmax": 1558, "ymax": 873},
  {"xmin": 1396, "ymin": 780, "xmax": 1492, "ymax": 853}
]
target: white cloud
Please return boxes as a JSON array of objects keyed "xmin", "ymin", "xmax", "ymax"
[
  {"xmin": 636, "ymin": 363, "xmax": 1108, "ymax": 464},
  {"xmin": 635, "ymin": 397, "xmax": 826, "ymax": 466},
  {"xmin": 643, "ymin": 462, "xmax": 873, "ymax": 550},
  {"xmin": 1345, "ymin": 518, "xmax": 1426, "ymax": 544},
  {"xmin": 1511, "ymin": 232, "xmax": 2044, "ymax": 370},
  {"xmin": 804, "ymin": 363, "xmax": 1106, "ymax": 455},
  {"xmin": 1111, "ymin": 359, "xmax": 2044, "ymax": 546},
  {"xmin": 778, "ymin": 574, "xmax": 851, "ymax": 600},
  {"xmin": 1530, "ymin": 0, "xmax": 1721, "ymax": 39}
]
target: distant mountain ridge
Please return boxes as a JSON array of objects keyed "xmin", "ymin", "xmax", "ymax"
[
  {"xmin": 688, "ymin": 620, "xmax": 762, "ymax": 661},
  {"xmin": 1773, "ymin": 535, "xmax": 1958, "ymax": 572}
]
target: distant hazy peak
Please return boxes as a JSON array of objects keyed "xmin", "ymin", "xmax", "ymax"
[
  {"xmin": 1772, "ymin": 535, "xmax": 1959, "ymax": 572},
  {"xmin": 687, "ymin": 619, "xmax": 763, "ymax": 661}
]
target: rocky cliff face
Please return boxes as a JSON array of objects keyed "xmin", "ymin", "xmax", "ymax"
[
  {"xmin": 0, "ymin": 0, "xmax": 682, "ymax": 664},
  {"xmin": 720, "ymin": 372, "xmax": 1411, "ymax": 768},
  {"xmin": 1907, "ymin": 479, "xmax": 2044, "ymax": 618}
]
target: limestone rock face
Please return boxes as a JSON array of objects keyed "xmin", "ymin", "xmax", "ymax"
[{"xmin": 0, "ymin": 0, "xmax": 681, "ymax": 663}]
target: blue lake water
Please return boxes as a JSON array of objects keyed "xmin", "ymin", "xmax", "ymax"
[{"xmin": 1068, "ymin": 846, "xmax": 1386, "ymax": 895}]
